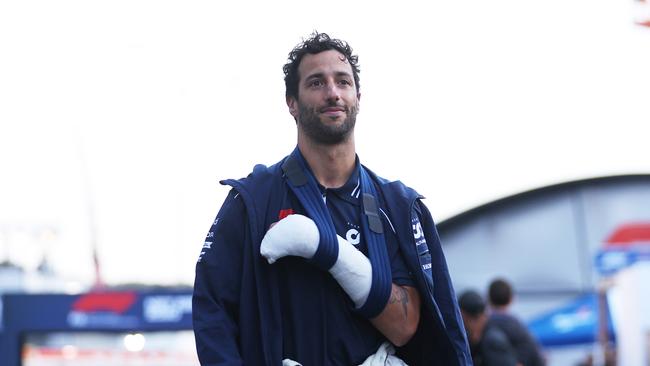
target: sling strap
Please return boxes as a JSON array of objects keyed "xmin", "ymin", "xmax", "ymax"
[{"xmin": 281, "ymin": 147, "xmax": 392, "ymax": 318}]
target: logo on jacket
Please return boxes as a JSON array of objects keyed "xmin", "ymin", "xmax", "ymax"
[
  {"xmin": 413, "ymin": 221, "xmax": 423, "ymax": 240},
  {"xmin": 344, "ymin": 222, "xmax": 361, "ymax": 246},
  {"xmin": 412, "ymin": 219, "xmax": 427, "ymax": 247},
  {"xmin": 278, "ymin": 208, "xmax": 294, "ymax": 220},
  {"xmin": 346, "ymin": 228, "xmax": 361, "ymax": 245}
]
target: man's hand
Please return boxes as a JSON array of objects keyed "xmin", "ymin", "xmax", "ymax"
[
  {"xmin": 260, "ymin": 214, "xmax": 320, "ymax": 263},
  {"xmin": 260, "ymin": 214, "xmax": 421, "ymax": 345}
]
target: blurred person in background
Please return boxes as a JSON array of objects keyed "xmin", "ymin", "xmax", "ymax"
[
  {"xmin": 192, "ymin": 32, "xmax": 471, "ymax": 365},
  {"xmin": 459, "ymin": 289, "xmax": 520, "ymax": 366},
  {"xmin": 488, "ymin": 278, "xmax": 546, "ymax": 366}
]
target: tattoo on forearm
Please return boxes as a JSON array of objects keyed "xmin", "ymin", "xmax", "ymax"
[{"xmin": 389, "ymin": 286, "xmax": 409, "ymax": 317}]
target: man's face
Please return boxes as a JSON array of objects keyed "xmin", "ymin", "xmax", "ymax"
[
  {"xmin": 288, "ymin": 49, "xmax": 360, "ymax": 145},
  {"xmin": 460, "ymin": 311, "xmax": 483, "ymax": 345}
]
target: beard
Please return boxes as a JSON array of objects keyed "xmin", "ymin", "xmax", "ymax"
[{"xmin": 297, "ymin": 100, "xmax": 358, "ymax": 145}]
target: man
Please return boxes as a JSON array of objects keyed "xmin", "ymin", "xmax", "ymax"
[
  {"xmin": 487, "ymin": 278, "xmax": 545, "ymax": 366},
  {"xmin": 192, "ymin": 32, "xmax": 471, "ymax": 365},
  {"xmin": 458, "ymin": 290, "xmax": 520, "ymax": 366}
]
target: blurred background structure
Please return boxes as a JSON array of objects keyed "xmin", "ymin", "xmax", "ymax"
[
  {"xmin": 1, "ymin": 0, "xmax": 649, "ymax": 365},
  {"xmin": 440, "ymin": 174, "xmax": 650, "ymax": 365}
]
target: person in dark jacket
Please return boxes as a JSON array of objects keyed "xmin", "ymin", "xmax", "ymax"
[
  {"xmin": 459, "ymin": 290, "xmax": 520, "ymax": 366},
  {"xmin": 488, "ymin": 278, "xmax": 546, "ymax": 366},
  {"xmin": 192, "ymin": 31, "xmax": 472, "ymax": 366}
]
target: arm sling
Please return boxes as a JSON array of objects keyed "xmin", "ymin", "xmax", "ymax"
[{"xmin": 281, "ymin": 147, "xmax": 392, "ymax": 318}]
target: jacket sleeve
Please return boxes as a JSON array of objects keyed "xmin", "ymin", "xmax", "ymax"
[
  {"xmin": 193, "ymin": 190, "xmax": 247, "ymax": 365},
  {"xmin": 417, "ymin": 201, "xmax": 474, "ymax": 365}
]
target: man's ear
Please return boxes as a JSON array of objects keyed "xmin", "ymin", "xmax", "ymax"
[{"xmin": 286, "ymin": 96, "xmax": 298, "ymax": 119}]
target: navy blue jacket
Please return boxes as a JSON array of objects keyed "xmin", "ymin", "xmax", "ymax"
[
  {"xmin": 193, "ymin": 156, "xmax": 472, "ymax": 365},
  {"xmin": 488, "ymin": 313, "xmax": 545, "ymax": 366}
]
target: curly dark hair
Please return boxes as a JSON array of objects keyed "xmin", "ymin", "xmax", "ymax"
[{"xmin": 283, "ymin": 31, "xmax": 360, "ymax": 100}]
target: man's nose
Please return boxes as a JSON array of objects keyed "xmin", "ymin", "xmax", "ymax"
[{"xmin": 325, "ymin": 82, "xmax": 341, "ymax": 101}]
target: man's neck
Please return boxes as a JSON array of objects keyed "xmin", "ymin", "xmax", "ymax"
[
  {"xmin": 490, "ymin": 304, "xmax": 510, "ymax": 314},
  {"xmin": 471, "ymin": 315, "xmax": 488, "ymax": 345},
  {"xmin": 297, "ymin": 137, "xmax": 356, "ymax": 189}
]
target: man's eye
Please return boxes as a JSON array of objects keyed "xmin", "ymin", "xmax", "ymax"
[
  {"xmin": 339, "ymin": 79, "xmax": 351, "ymax": 86},
  {"xmin": 309, "ymin": 80, "xmax": 323, "ymax": 87}
]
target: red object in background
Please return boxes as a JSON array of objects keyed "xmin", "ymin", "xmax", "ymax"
[
  {"xmin": 635, "ymin": 0, "xmax": 650, "ymax": 27},
  {"xmin": 605, "ymin": 222, "xmax": 650, "ymax": 247},
  {"xmin": 72, "ymin": 292, "xmax": 137, "ymax": 313}
]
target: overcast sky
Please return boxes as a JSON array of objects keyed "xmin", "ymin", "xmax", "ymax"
[{"xmin": 1, "ymin": 0, "xmax": 649, "ymax": 288}]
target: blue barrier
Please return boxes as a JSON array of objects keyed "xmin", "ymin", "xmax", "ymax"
[{"xmin": 0, "ymin": 290, "xmax": 193, "ymax": 366}]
